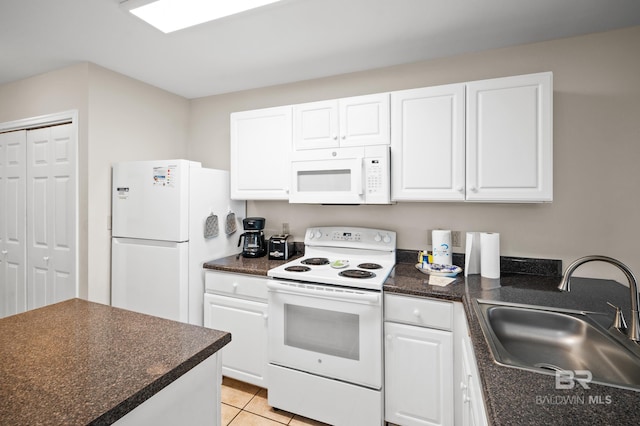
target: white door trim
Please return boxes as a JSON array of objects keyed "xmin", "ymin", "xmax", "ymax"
[{"xmin": 0, "ymin": 110, "xmax": 77, "ymax": 133}]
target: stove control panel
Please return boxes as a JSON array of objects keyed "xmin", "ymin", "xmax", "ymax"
[
  {"xmin": 305, "ymin": 226, "xmax": 396, "ymax": 251},
  {"xmin": 331, "ymin": 231, "xmax": 362, "ymax": 242}
]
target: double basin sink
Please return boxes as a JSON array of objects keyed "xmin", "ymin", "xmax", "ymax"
[{"xmin": 475, "ymin": 300, "xmax": 640, "ymax": 391}]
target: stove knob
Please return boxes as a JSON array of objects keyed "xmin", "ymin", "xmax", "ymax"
[
  {"xmin": 374, "ymin": 233, "xmax": 382, "ymax": 242},
  {"xmin": 383, "ymin": 234, "xmax": 391, "ymax": 244},
  {"xmin": 315, "ymin": 230, "xmax": 322, "ymax": 239}
]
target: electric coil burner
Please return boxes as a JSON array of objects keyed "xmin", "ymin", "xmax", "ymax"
[
  {"xmin": 301, "ymin": 257, "xmax": 330, "ymax": 265},
  {"xmin": 357, "ymin": 262, "xmax": 382, "ymax": 270},
  {"xmin": 284, "ymin": 265, "xmax": 311, "ymax": 272},
  {"xmin": 338, "ymin": 269, "xmax": 376, "ymax": 279}
]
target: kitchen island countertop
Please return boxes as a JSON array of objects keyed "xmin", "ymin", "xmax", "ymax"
[
  {"xmin": 204, "ymin": 254, "xmax": 640, "ymax": 425},
  {"xmin": 0, "ymin": 298, "xmax": 230, "ymax": 425}
]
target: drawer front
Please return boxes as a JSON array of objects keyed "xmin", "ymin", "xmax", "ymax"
[
  {"xmin": 384, "ymin": 294, "xmax": 453, "ymax": 330},
  {"xmin": 205, "ymin": 271, "xmax": 268, "ymax": 301}
]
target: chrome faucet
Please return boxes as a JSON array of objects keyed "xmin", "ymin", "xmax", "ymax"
[{"xmin": 558, "ymin": 255, "xmax": 640, "ymax": 342}]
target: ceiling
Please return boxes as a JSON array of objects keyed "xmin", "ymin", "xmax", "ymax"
[{"xmin": 2, "ymin": 0, "xmax": 640, "ymax": 99}]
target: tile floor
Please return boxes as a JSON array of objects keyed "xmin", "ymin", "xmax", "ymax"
[{"xmin": 220, "ymin": 377, "xmax": 329, "ymax": 426}]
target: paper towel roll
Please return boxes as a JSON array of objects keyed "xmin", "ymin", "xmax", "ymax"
[
  {"xmin": 432, "ymin": 230, "xmax": 452, "ymax": 265},
  {"xmin": 464, "ymin": 232, "xmax": 481, "ymax": 276},
  {"xmin": 480, "ymin": 232, "xmax": 500, "ymax": 279}
]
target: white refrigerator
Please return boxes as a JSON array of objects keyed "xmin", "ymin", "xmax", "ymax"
[{"xmin": 111, "ymin": 159, "xmax": 245, "ymax": 325}]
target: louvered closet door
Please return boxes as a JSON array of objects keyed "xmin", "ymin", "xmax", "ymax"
[
  {"xmin": 0, "ymin": 130, "xmax": 27, "ymax": 318},
  {"xmin": 26, "ymin": 124, "xmax": 76, "ymax": 310}
]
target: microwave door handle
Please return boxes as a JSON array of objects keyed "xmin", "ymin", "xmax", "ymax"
[{"xmin": 356, "ymin": 158, "xmax": 364, "ymax": 195}]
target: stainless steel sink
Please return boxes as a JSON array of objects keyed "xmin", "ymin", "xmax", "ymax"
[{"xmin": 475, "ymin": 300, "xmax": 640, "ymax": 391}]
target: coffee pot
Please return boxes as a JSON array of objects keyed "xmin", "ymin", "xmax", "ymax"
[{"xmin": 237, "ymin": 217, "xmax": 266, "ymax": 258}]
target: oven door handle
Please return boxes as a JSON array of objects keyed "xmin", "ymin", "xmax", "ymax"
[{"xmin": 267, "ymin": 281, "xmax": 380, "ymax": 303}]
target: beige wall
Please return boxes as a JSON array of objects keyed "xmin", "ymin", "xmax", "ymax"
[
  {"xmin": 87, "ymin": 64, "xmax": 190, "ymax": 303},
  {"xmin": 189, "ymin": 26, "xmax": 640, "ymax": 281},
  {"xmin": 2, "ymin": 26, "xmax": 639, "ymax": 305},
  {"xmin": 0, "ymin": 63, "xmax": 91, "ymax": 299},
  {"xmin": 0, "ymin": 63, "xmax": 190, "ymax": 305}
]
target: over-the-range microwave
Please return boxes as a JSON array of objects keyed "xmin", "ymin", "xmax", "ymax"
[{"xmin": 289, "ymin": 145, "xmax": 391, "ymax": 204}]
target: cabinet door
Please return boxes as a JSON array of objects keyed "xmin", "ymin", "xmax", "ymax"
[
  {"xmin": 293, "ymin": 100, "xmax": 339, "ymax": 150},
  {"xmin": 460, "ymin": 336, "xmax": 488, "ymax": 426},
  {"xmin": 293, "ymin": 93, "xmax": 390, "ymax": 149},
  {"xmin": 0, "ymin": 130, "xmax": 27, "ymax": 318},
  {"xmin": 466, "ymin": 72, "xmax": 553, "ymax": 202},
  {"xmin": 204, "ymin": 293, "xmax": 268, "ymax": 387},
  {"xmin": 230, "ymin": 106, "xmax": 292, "ymax": 200},
  {"xmin": 454, "ymin": 303, "xmax": 488, "ymax": 426},
  {"xmin": 385, "ymin": 322, "xmax": 453, "ymax": 426},
  {"xmin": 340, "ymin": 93, "xmax": 390, "ymax": 147},
  {"xmin": 391, "ymin": 84, "xmax": 465, "ymax": 201}
]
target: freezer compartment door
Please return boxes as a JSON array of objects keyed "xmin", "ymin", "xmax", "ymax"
[
  {"xmin": 112, "ymin": 160, "xmax": 191, "ymax": 241},
  {"xmin": 111, "ymin": 238, "xmax": 188, "ymax": 322}
]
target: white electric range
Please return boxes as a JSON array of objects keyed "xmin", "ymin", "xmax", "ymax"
[
  {"xmin": 266, "ymin": 226, "xmax": 396, "ymax": 426},
  {"xmin": 267, "ymin": 226, "xmax": 396, "ymax": 289}
]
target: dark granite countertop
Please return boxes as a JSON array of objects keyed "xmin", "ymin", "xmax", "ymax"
[
  {"xmin": 203, "ymin": 254, "xmax": 640, "ymax": 425},
  {"xmin": 388, "ymin": 263, "xmax": 640, "ymax": 425},
  {"xmin": 0, "ymin": 298, "xmax": 231, "ymax": 425},
  {"xmin": 203, "ymin": 254, "xmax": 302, "ymax": 276}
]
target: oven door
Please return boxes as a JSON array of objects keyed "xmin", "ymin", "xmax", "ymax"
[
  {"xmin": 289, "ymin": 147, "xmax": 365, "ymax": 204},
  {"xmin": 267, "ymin": 280, "xmax": 382, "ymax": 389}
]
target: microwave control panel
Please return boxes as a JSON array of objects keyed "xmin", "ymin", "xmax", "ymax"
[
  {"xmin": 364, "ymin": 154, "xmax": 390, "ymax": 204},
  {"xmin": 366, "ymin": 159, "xmax": 383, "ymax": 192}
]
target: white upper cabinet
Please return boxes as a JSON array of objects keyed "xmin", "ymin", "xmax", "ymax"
[
  {"xmin": 293, "ymin": 100, "xmax": 339, "ymax": 150},
  {"xmin": 391, "ymin": 72, "xmax": 553, "ymax": 203},
  {"xmin": 466, "ymin": 72, "xmax": 553, "ymax": 202},
  {"xmin": 293, "ymin": 93, "xmax": 390, "ymax": 150},
  {"xmin": 229, "ymin": 72, "xmax": 552, "ymax": 202},
  {"xmin": 230, "ymin": 105, "xmax": 292, "ymax": 200},
  {"xmin": 391, "ymin": 84, "xmax": 466, "ymax": 201}
]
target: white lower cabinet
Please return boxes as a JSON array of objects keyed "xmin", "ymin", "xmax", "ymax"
[
  {"xmin": 384, "ymin": 294, "xmax": 454, "ymax": 426},
  {"xmin": 201, "ymin": 270, "xmax": 488, "ymax": 426},
  {"xmin": 454, "ymin": 303, "xmax": 488, "ymax": 426},
  {"xmin": 204, "ymin": 271, "xmax": 268, "ymax": 388}
]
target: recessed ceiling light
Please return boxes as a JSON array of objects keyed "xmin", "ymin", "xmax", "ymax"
[{"xmin": 121, "ymin": 0, "xmax": 283, "ymax": 33}]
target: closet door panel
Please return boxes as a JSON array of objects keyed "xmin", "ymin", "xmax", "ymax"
[
  {"xmin": 27, "ymin": 128, "xmax": 50, "ymax": 310},
  {"xmin": 51, "ymin": 125, "xmax": 75, "ymax": 303},
  {"xmin": 0, "ymin": 130, "xmax": 27, "ymax": 318},
  {"xmin": 26, "ymin": 124, "xmax": 76, "ymax": 310}
]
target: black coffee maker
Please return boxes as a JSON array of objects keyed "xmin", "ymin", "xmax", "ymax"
[{"xmin": 237, "ymin": 217, "xmax": 266, "ymax": 258}]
